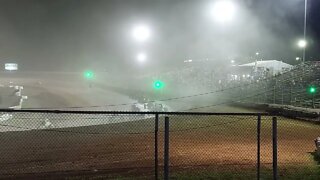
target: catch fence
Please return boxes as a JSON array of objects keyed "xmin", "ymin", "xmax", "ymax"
[{"xmin": 0, "ymin": 110, "xmax": 318, "ymax": 179}]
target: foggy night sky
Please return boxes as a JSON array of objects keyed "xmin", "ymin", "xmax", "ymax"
[{"xmin": 0, "ymin": 0, "xmax": 319, "ymax": 73}]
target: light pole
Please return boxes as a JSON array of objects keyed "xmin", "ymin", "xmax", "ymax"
[
  {"xmin": 132, "ymin": 24, "xmax": 151, "ymax": 67},
  {"xmin": 256, "ymin": 52, "xmax": 260, "ymax": 61},
  {"xmin": 303, "ymin": 0, "xmax": 308, "ymax": 63},
  {"xmin": 208, "ymin": 1, "xmax": 237, "ymax": 66},
  {"xmin": 298, "ymin": 39, "xmax": 307, "ymax": 61}
]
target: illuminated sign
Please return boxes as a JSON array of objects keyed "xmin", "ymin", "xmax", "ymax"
[{"xmin": 5, "ymin": 63, "xmax": 18, "ymax": 71}]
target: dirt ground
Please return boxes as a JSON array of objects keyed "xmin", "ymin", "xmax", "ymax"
[{"xmin": 0, "ymin": 115, "xmax": 319, "ymax": 179}]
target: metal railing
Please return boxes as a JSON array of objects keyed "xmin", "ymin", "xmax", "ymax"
[{"xmin": 0, "ymin": 109, "xmax": 318, "ymax": 179}]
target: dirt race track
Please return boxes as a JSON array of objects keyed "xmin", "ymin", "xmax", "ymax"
[{"xmin": 0, "ymin": 114, "xmax": 319, "ymax": 179}]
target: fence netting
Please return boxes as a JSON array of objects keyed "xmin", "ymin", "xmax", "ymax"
[
  {"xmin": 276, "ymin": 116, "xmax": 320, "ymax": 179},
  {"xmin": 164, "ymin": 115, "xmax": 259, "ymax": 179},
  {"xmin": 0, "ymin": 112, "xmax": 155, "ymax": 179},
  {"xmin": 254, "ymin": 116, "xmax": 320, "ymax": 179},
  {"xmin": 163, "ymin": 115, "xmax": 320, "ymax": 179},
  {"xmin": 0, "ymin": 112, "xmax": 319, "ymax": 179}
]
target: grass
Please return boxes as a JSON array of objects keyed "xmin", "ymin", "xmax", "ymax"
[
  {"xmin": 169, "ymin": 166, "xmax": 320, "ymax": 180},
  {"xmin": 65, "ymin": 165, "xmax": 320, "ymax": 180}
]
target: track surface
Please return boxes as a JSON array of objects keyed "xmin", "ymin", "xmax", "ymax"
[
  {"xmin": 0, "ymin": 115, "xmax": 319, "ymax": 178},
  {"xmin": 0, "ymin": 72, "xmax": 319, "ymax": 178}
]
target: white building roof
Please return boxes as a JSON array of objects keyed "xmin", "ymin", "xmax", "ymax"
[
  {"xmin": 238, "ymin": 60, "xmax": 292, "ymax": 69},
  {"xmin": 238, "ymin": 60, "xmax": 293, "ymax": 75}
]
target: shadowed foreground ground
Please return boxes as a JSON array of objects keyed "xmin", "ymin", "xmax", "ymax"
[{"xmin": 0, "ymin": 115, "xmax": 319, "ymax": 179}]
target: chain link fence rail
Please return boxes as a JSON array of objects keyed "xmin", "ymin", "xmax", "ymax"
[{"xmin": 0, "ymin": 110, "xmax": 319, "ymax": 179}]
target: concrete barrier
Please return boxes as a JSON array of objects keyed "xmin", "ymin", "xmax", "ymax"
[{"xmin": 233, "ymin": 102, "xmax": 320, "ymax": 122}]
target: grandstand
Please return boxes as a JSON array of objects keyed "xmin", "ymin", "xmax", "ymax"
[
  {"xmin": 236, "ymin": 61, "xmax": 320, "ymax": 109},
  {"xmin": 133, "ymin": 61, "xmax": 320, "ymax": 111}
]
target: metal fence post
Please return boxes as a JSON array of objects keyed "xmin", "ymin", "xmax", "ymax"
[
  {"xmin": 272, "ymin": 117, "xmax": 278, "ymax": 180},
  {"xmin": 154, "ymin": 113, "xmax": 159, "ymax": 180},
  {"xmin": 257, "ymin": 115, "xmax": 261, "ymax": 180},
  {"xmin": 164, "ymin": 116, "xmax": 170, "ymax": 180}
]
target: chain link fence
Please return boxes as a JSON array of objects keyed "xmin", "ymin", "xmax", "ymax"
[
  {"xmin": 0, "ymin": 111, "xmax": 156, "ymax": 179},
  {"xmin": 0, "ymin": 110, "xmax": 319, "ymax": 179},
  {"xmin": 164, "ymin": 115, "xmax": 259, "ymax": 179},
  {"xmin": 276, "ymin": 116, "xmax": 320, "ymax": 179}
]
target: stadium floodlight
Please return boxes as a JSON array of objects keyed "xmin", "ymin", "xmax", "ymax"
[
  {"xmin": 132, "ymin": 25, "xmax": 151, "ymax": 42},
  {"xmin": 153, "ymin": 80, "xmax": 164, "ymax": 89},
  {"xmin": 84, "ymin": 70, "xmax": 94, "ymax": 80},
  {"xmin": 298, "ymin": 39, "xmax": 307, "ymax": 48},
  {"xmin": 137, "ymin": 53, "xmax": 147, "ymax": 62},
  {"xmin": 210, "ymin": 0, "xmax": 236, "ymax": 23}
]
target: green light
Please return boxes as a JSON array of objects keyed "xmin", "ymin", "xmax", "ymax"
[
  {"xmin": 84, "ymin": 70, "xmax": 94, "ymax": 79},
  {"xmin": 153, "ymin": 80, "xmax": 164, "ymax": 89},
  {"xmin": 309, "ymin": 87, "xmax": 316, "ymax": 94}
]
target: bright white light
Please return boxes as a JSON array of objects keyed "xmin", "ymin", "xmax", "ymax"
[
  {"xmin": 137, "ymin": 53, "xmax": 147, "ymax": 62},
  {"xmin": 256, "ymin": 52, "xmax": 259, "ymax": 56},
  {"xmin": 5, "ymin": 63, "xmax": 18, "ymax": 71},
  {"xmin": 298, "ymin": 39, "xmax": 307, "ymax": 48},
  {"xmin": 132, "ymin": 25, "xmax": 151, "ymax": 42},
  {"xmin": 231, "ymin": 60, "xmax": 235, "ymax": 63},
  {"xmin": 210, "ymin": 1, "xmax": 236, "ymax": 23},
  {"xmin": 296, "ymin": 57, "xmax": 300, "ymax": 61}
]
